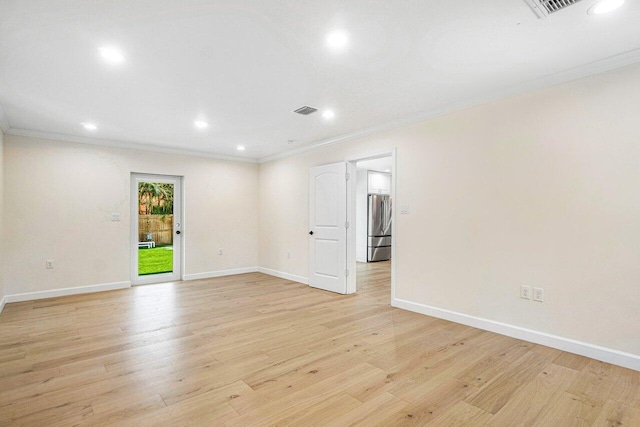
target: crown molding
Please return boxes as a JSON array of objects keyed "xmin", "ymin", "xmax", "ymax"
[
  {"xmin": 258, "ymin": 47, "xmax": 640, "ymax": 164},
  {"xmin": 5, "ymin": 128, "xmax": 258, "ymax": 164},
  {"xmin": 2, "ymin": 47, "xmax": 640, "ymax": 165}
]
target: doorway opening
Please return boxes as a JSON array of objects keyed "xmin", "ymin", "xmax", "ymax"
[
  {"xmin": 351, "ymin": 155, "xmax": 393, "ymax": 299},
  {"xmin": 307, "ymin": 149, "xmax": 396, "ymax": 299},
  {"xmin": 131, "ymin": 173, "xmax": 183, "ymax": 285}
]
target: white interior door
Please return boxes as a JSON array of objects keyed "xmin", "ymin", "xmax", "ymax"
[
  {"xmin": 309, "ymin": 162, "xmax": 348, "ymax": 294},
  {"xmin": 131, "ymin": 173, "xmax": 183, "ymax": 285}
]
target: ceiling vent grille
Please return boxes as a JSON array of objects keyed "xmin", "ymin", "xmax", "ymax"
[
  {"xmin": 293, "ymin": 106, "xmax": 318, "ymax": 115},
  {"xmin": 524, "ymin": 0, "xmax": 583, "ymax": 18}
]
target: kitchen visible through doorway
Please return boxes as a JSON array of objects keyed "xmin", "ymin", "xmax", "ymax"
[{"xmin": 353, "ymin": 155, "xmax": 393, "ymax": 298}]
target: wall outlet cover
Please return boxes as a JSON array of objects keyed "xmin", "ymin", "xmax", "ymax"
[
  {"xmin": 520, "ymin": 285, "xmax": 531, "ymax": 300},
  {"xmin": 533, "ymin": 287, "xmax": 544, "ymax": 302}
]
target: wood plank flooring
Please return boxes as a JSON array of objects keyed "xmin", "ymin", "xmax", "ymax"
[{"xmin": 1, "ymin": 261, "xmax": 639, "ymax": 426}]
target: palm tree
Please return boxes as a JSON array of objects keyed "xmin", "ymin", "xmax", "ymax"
[
  {"xmin": 139, "ymin": 182, "xmax": 158, "ymax": 215},
  {"xmin": 156, "ymin": 184, "xmax": 173, "ymax": 214},
  {"xmin": 138, "ymin": 182, "xmax": 174, "ymax": 215}
]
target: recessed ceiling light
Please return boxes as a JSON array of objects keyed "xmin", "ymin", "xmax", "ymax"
[
  {"xmin": 236, "ymin": 145, "xmax": 246, "ymax": 152},
  {"xmin": 194, "ymin": 120, "xmax": 209, "ymax": 129},
  {"xmin": 322, "ymin": 110, "xmax": 336, "ymax": 120},
  {"xmin": 82, "ymin": 122, "xmax": 98, "ymax": 131},
  {"xmin": 588, "ymin": 0, "xmax": 624, "ymax": 15},
  {"xmin": 98, "ymin": 46, "xmax": 125, "ymax": 64},
  {"xmin": 325, "ymin": 30, "xmax": 349, "ymax": 52}
]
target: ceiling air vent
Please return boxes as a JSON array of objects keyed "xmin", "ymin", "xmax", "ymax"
[
  {"xmin": 293, "ymin": 106, "xmax": 318, "ymax": 116},
  {"xmin": 524, "ymin": 0, "xmax": 583, "ymax": 18}
]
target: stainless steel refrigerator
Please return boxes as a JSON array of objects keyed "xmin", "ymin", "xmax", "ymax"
[{"xmin": 367, "ymin": 194, "xmax": 392, "ymax": 262}]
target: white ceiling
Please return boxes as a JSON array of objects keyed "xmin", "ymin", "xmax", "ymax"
[{"xmin": 1, "ymin": 0, "xmax": 640, "ymax": 162}]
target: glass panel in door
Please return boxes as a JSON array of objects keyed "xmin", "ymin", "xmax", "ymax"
[{"xmin": 137, "ymin": 182, "xmax": 174, "ymax": 276}]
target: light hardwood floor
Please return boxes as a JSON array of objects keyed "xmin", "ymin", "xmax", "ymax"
[{"xmin": 1, "ymin": 261, "xmax": 639, "ymax": 426}]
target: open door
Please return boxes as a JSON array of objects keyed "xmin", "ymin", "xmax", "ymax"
[
  {"xmin": 131, "ymin": 173, "xmax": 182, "ymax": 285},
  {"xmin": 309, "ymin": 162, "xmax": 350, "ymax": 294}
]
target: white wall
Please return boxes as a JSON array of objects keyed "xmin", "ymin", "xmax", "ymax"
[
  {"xmin": 3, "ymin": 135, "xmax": 259, "ymax": 297},
  {"xmin": 259, "ymin": 62, "xmax": 640, "ymax": 357},
  {"xmin": 0, "ymin": 129, "xmax": 4, "ymax": 308}
]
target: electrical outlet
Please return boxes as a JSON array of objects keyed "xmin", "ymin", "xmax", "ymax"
[
  {"xmin": 287, "ymin": 251, "xmax": 291, "ymax": 259},
  {"xmin": 46, "ymin": 260, "xmax": 54, "ymax": 269},
  {"xmin": 111, "ymin": 213, "xmax": 121, "ymax": 222},
  {"xmin": 218, "ymin": 248, "xmax": 223, "ymax": 255},
  {"xmin": 400, "ymin": 205, "xmax": 410, "ymax": 215},
  {"xmin": 520, "ymin": 285, "xmax": 531, "ymax": 300},
  {"xmin": 533, "ymin": 287, "xmax": 544, "ymax": 302}
]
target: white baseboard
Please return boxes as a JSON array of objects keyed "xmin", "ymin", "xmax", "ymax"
[
  {"xmin": 392, "ymin": 298, "xmax": 640, "ymax": 372},
  {"xmin": 0, "ymin": 296, "xmax": 6, "ymax": 314},
  {"xmin": 257, "ymin": 267, "xmax": 309, "ymax": 285},
  {"xmin": 4, "ymin": 281, "xmax": 132, "ymax": 304},
  {"xmin": 183, "ymin": 267, "xmax": 258, "ymax": 281}
]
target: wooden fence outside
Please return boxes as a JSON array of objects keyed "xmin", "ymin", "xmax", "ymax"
[{"xmin": 139, "ymin": 215, "xmax": 173, "ymax": 246}]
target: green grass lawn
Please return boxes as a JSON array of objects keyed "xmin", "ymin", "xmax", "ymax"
[{"xmin": 138, "ymin": 246, "xmax": 173, "ymax": 276}]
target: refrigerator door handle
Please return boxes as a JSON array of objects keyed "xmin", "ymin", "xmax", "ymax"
[
  {"xmin": 382, "ymin": 199, "xmax": 387, "ymax": 232},
  {"xmin": 385, "ymin": 199, "xmax": 390, "ymax": 232},
  {"xmin": 384, "ymin": 200, "xmax": 387, "ymax": 232}
]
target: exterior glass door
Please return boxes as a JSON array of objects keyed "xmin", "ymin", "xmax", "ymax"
[{"xmin": 131, "ymin": 174, "xmax": 182, "ymax": 285}]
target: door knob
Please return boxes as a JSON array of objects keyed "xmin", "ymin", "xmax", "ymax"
[
  {"xmin": 176, "ymin": 230, "xmax": 181, "ymax": 235},
  {"xmin": 309, "ymin": 231, "xmax": 314, "ymax": 235}
]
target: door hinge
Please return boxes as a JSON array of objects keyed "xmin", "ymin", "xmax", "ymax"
[
  {"xmin": 345, "ymin": 172, "xmax": 350, "ymax": 181},
  {"xmin": 345, "ymin": 221, "xmax": 350, "ymax": 229},
  {"xmin": 345, "ymin": 269, "xmax": 350, "ymax": 277}
]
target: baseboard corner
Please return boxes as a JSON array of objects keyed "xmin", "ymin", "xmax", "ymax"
[
  {"xmin": 257, "ymin": 267, "xmax": 309, "ymax": 285},
  {"xmin": 183, "ymin": 267, "xmax": 259, "ymax": 281}
]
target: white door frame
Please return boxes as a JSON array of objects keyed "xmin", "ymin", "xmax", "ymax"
[
  {"xmin": 345, "ymin": 148, "xmax": 397, "ymax": 299},
  {"xmin": 131, "ymin": 173, "xmax": 184, "ymax": 286}
]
